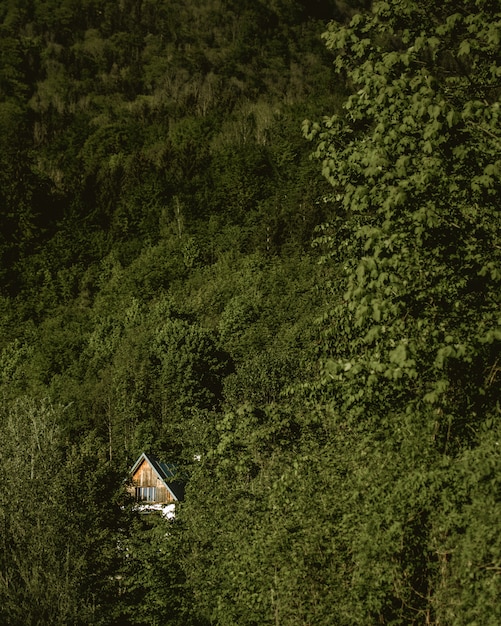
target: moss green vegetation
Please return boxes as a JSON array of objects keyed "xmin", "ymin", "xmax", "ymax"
[{"xmin": 0, "ymin": 1, "xmax": 499, "ymax": 624}]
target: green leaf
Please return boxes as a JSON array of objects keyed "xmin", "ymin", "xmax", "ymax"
[{"xmin": 458, "ymin": 40, "xmax": 471, "ymax": 57}]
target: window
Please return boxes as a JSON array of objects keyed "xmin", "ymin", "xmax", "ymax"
[{"xmin": 135, "ymin": 486, "xmax": 157, "ymax": 502}]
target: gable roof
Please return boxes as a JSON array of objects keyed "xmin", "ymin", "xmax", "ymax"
[{"xmin": 130, "ymin": 452, "xmax": 185, "ymax": 501}]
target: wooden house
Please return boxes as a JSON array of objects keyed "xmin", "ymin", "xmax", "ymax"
[{"xmin": 129, "ymin": 452, "xmax": 184, "ymax": 504}]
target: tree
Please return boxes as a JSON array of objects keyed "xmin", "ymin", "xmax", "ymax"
[
  {"xmin": 0, "ymin": 397, "xmax": 130, "ymax": 625},
  {"xmin": 119, "ymin": 513, "xmax": 202, "ymax": 626},
  {"xmin": 300, "ymin": 0, "xmax": 501, "ymax": 622}
]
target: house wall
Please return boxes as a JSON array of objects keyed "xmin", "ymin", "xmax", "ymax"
[{"xmin": 130, "ymin": 459, "xmax": 176, "ymax": 503}]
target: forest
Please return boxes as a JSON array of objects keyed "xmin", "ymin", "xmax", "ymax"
[{"xmin": 0, "ymin": 0, "xmax": 499, "ymax": 624}]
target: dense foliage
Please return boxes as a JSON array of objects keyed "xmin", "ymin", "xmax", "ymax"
[{"xmin": 0, "ymin": 0, "xmax": 499, "ymax": 624}]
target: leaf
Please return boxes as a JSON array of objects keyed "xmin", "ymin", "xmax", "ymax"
[
  {"xmin": 389, "ymin": 343, "xmax": 407, "ymax": 366},
  {"xmin": 458, "ymin": 40, "xmax": 471, "ymax": 57},
  {"xmin": 447, "ymin": 109, "xmax": 457, "ymax": 127}
]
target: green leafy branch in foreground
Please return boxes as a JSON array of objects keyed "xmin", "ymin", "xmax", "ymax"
[
  {"xmin": 305, "ymin": 0, "xmax": 501, "ymax": 433},
  {"xmin": 300, "ymin": 0, "xmax": 501, "ymax": 623}
]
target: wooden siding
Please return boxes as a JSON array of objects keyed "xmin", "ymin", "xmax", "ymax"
[{"xmin": 130, "ymin": 459, "xmax": 176, "ymax": 503}]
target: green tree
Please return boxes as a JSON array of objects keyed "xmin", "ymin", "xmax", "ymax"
[
  {"xmin": 301, "ymin": 0, "xmax": 501, "ymax": 622},
  {"xmin": 182, "ymin": 403, "xmax": 302, "ymax": 626},
  {"xmin": 119, "ymin": 513, "xmax": 202, "ymax": 626},
  {"xmin": 150, "ymin": 314, "xmax": 231, "ymax": 459},
  {"xmin": 0, "ymin": 398, "xmax": 129, "ymax": 625}
]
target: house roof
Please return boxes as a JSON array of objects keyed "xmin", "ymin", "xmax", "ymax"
[{"xmin": 130, "ymin": 452, "xmax": 185, "ymax": 501}]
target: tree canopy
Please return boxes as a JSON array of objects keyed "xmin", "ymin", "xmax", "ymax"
[{"xmin": 0, "ymin": 0, "xmax": 499, "ymax": 624}]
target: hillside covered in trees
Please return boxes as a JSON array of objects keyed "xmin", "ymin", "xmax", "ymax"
[{"xmin": 0, "ymin": 0, "xmax": 499, "ymax": 624}]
